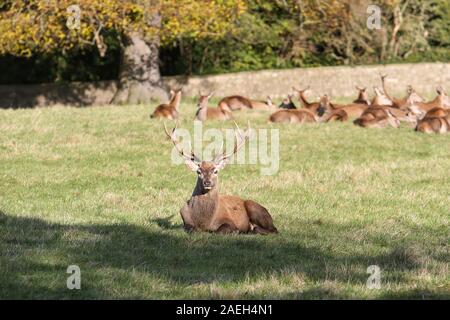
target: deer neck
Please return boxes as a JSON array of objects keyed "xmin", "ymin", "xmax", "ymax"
[
  {"xmin": 189, "ymin": 179, "xmax": 220, "ymax": 217},
  {"xmin": 169, "ymin": 93, "xmax": 181, "ymax": 111}
]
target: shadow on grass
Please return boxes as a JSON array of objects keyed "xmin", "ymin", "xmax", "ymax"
[{"xmin": 0, "ymin": 210, "xmax": 446, "ymax": 299}]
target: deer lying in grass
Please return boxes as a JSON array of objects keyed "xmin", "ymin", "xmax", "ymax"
[
  {"xmin": 353, "ymin": 86, "xmax": 371, "ymax": 105},
  {"xmin": 278, "ymin": 94, "xmax": 297, "ymax": 109},
  {"xmin": 269, "ymin": 108, "xmax": 316, "ymax": 123},
  {"xmin": 293, "ymin": 86, "xmax": 320, "ymax": 113},
  {"xmin": 406, "ymin": 104, "xmax": 450, "ymax": 134},
  {"xmin": 249, "ymin": 96, "xmax": 276, "ymax": 110},
  {"xmin": 353, "ymin": 105, "xmax": 401, "ymax": 128},
  {"xmin": 409, "ymin": 86, "xmax": 450, "ymax": 113},
  {"xmin": 380, "ymin": 74, "xmax": 424, "ymax": 109},
  {"xmin": 150, "ymin": 89, "xmax": 182, "ymax": 119},
  {"xmin": 164, "ymin": 122, "xmax": 278, "ymax": 234},
  {"xmin": 317, "ymin": 94, "xmax": 368, "ymax": 121},
  {"xmin": 195, "ymin": 92, "xmax": 233, "ymax": 121},
  {"xmin": 218, "ymin": 95, "xmax": 252, "ymax": 111}
]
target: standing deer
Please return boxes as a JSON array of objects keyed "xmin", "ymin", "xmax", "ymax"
[
  {"xmin": 151, "ymin": 88, "xmax": 182, "ymax": 119},
  {"xmin": 195, "ymin": 92, "xmax": 233, "ymax": 121},
  {"xmin": 164, "ymin": 122, "xmax": 278, "ymax": 234}
]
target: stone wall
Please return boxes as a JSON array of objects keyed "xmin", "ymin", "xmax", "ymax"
[{"xmin": 1, "ymin": 62, "xmax": 449, "ymax": 108}]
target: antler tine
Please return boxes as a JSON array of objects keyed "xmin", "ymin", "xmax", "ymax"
[
  {"xmin": 163, "ymin": 122, "xmax": 200, "ymax": 163},
  {"xmin": 214, "ymin": 121, "xmax": 251, "ymax": 163}
]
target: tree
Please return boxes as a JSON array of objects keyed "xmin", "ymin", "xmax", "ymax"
[{"xmin": 0, "ymin": 0, "xmax": 245, "ymax": 103}]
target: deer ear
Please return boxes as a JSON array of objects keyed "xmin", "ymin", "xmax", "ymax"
[{"xmin": 185, "ymin": 160, "xmax": 199, "ymax": 172}]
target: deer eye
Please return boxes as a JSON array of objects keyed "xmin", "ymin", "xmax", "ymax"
[
  {"xmin": 197, "ymin": 169, "xmax": 202, "ymax": 175},
  {"xmin": 213, "ymin": 169, "xmax": 218, "ymax": 174}
]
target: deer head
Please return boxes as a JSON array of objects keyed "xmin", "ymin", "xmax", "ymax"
[
  {"xmin": 197, "ymin": 92, "xmax": 214, "ymax": 109},
  {"xmin": 436, "ymin": 86, "xmax": 450, "ymax": 108},
  {"xmin": 317, "ymin": 94, "xmax": 331, "ymax": 117},
  {"xmin": 164, "ymin": 121, "xmax": 250, "ymax": 192}
]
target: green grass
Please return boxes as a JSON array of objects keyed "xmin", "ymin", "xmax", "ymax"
[{"xmin": 0, "ymin": 100, "xmax": 449, "ymax": 299}]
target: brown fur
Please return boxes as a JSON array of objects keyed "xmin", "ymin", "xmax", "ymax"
[
  {"xmin": 195, "ymin": 93, "xmax": 233, "ymax": 121},
  {"xmin": 151, "ymin": 89, "xmax": 182, "ymax": 119},
  {"xmin": 269, "ymin": 108, "xmax": 316, "ymax": 123},
  {"xmin": 324, "ymin": 109, "xmax": 349, "ymax": 122},
  {"xmin": 353, "ymin": 105, "xmax": 400, "ymax": 128},
  {"xmin": 218, "ymin": 95, "xmax": 252, "ymax": 111},
  {"xmin": 293, "ymin": 87, "xmax": 320, "ymax": 113},
  {"xmin": 353, "ymin": 86, "xmax": 370, "ymax": 105},
  {"xmin": 180, "ymin": 162, "xmax": 278, "ymax": 234},
  {"xmin": 317, "ymin": 95, "xmax": 368, "ymax": 120}
]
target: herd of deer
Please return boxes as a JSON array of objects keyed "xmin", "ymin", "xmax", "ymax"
[
  {"xmin": 153, "ymin": 75, "xmax": 449, "ymax": 235},
  {"xmin": 151, "ymin": 74, "xmax": 450, "ymax": 134}
]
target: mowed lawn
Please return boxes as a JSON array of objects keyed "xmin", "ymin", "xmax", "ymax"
[{"xmin": 0, "ymin": 99, "xmax": 449, "ymax": 299}]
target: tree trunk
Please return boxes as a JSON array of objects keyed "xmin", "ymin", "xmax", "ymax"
[{"xmin": 111, "ymin": 32, "xmax": 168, "ymax": 105}]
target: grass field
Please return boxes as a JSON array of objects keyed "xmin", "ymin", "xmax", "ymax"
[{"xmin": 0, "ymin": 99, "xmax": 449, "ymax": 299}]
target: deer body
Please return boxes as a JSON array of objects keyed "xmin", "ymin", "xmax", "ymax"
[
  {"xmin": 249, "ymin": 97, "xmax": 276, "ymax": 110},
  {"xmin": 317, "ymin": 95, "xmax": 368, "ymax": 120},
  {"xmin": 293, "ymin": 87, "xmax": 320, "ymax": 113},
  {"xmin": 195, "ymin": 93, "xmax": 233, "ymax": 121},
  {"xmin": 151, "ymin": 89, "xmax": 182, "ymax": 119},
  {"xmin": 353, "ymin": 105, "xmax": 400, "ymax": 129}
]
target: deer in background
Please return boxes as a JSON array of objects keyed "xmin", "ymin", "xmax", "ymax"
[
  {"xmin": 278, "ymin": 94, "xmax": 297, "ymax": 109},
  {"xmin": 218, "ymin": 95, "xmax": 252, "ymax": 111},
  {"xmin": 164, "ymin": 122, "xmax": 278, "ymax": 234},
  {"xmin": 353, "ymin": 86, "xmax": 371, "ymax": 105},
  {"xmin": 293, "ymin": 86, "xmax": 320, "ymax": 113},
  {"xmin": 249, "ymin": 96, "xmax": 277, "ymax": 110},
  {"xmin": 409, "ymin": 86, "xmax": 450, "ymax": 113},
  {"xmin": 195, "ymin": 92, "xmax": 233, "ymax": 121},
  {"xmin": 150, "ymin": 88, "xmax": 182, "ymax": 119},
  {"xmin": 317, "ymin": 94, "xmax": 368, "ymax": 121},
  {"xmin": 353, "ymin": 105, "xmax": 400, "ymax": 129},
  {"xmin": 380, "ymin": 74, "xmax": 424, "ymax": 109}
]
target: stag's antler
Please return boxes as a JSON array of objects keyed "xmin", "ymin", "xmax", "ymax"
[
  {"xmin": 164, "ymin": 121, "xmax": 201, "ymax": 163},
  {"xmin": 214, "ymin": 121, "xmax": 251, "ymax": 164}
]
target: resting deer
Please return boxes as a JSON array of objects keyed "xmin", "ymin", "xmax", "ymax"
[
  {"xmin": 406, "ymin": 104, "xmax": 450, "ymax": 134},
  {"xmin": 353, "ymin": 86, "xmax": 371, "ymax": 105},
  {"xmin": 293, "ymin": 86, "xmax": 320, "ymax": 113},
  {"xmin": 269, "ymin": 108, "xmax": 316, "ymax": 124},
  {"xmin": 218, "ymin": 95, "xmax": 252, "ymax": 111},
  {"xmin": 278, "ymin": 94, "xmax": 297, "ymax": 109},
  {"xmin": 380, "ymin": 74, "xmax": 424, "ymax": 109},
  {"xmin": 249, "ymin": 96, "xmax": 276, "ymax": 110},
  {"xmin": 353, "ymin": 105, "xmax": 400, "ymax": 129},
  {"xmin": 195, "ymin": 92, "xmax": 233, "ymax": 121},
  {"xmin": 317, "ymin": 94, "xmax": 368, "ymax": 120},
  {"xmin": 409, "ymin": 86, "xmax": 450, "ymax": 113},
  {"xmin": 164, "ymin": 122, "xmax": 278, "ymax": 234},
  {"xmin": 150, "ymin": 88, "xmax": 182, "ymax": 119}
]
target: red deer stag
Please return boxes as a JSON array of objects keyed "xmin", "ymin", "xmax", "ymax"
[
  {"xmin": 164, "ymin": 122, "xmax": 278, "ymax": 234},
  {"xmin": 195, "ymin": 92, "xmax": 233, "ymax": 121},
  {"xmin": 150, "ymin": 88, "xmax": 182, "ymax": 119}
]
